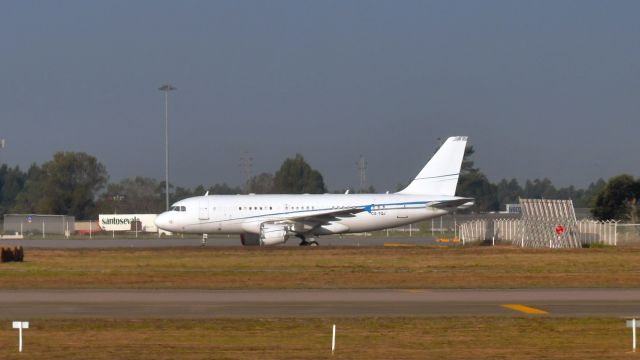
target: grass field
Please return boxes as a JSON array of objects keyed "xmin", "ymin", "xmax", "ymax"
[
  {"xmin": 0, "ymin": 317, "xmax": 633, "ymax": 359},
  {"xmin": 1, "ymin": 246, "xmax": 640, "ymax": 289}
]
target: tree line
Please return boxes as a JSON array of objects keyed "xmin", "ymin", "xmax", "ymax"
[
  {"xmin": 0, "ymin": 152, "xmax": 327, "ymax": 219},
  {"xmin": 0, "ymin": 149, "xmax": 637, "ymax": 221}
]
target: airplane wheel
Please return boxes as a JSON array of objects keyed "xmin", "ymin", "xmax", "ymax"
[
  {"xmin": 309, "ymin": 241, "xmax": 319, "ymax": 246},
  {"xmin": 299, "ymin": 241, "xmax": 309, "ymax": 246}
]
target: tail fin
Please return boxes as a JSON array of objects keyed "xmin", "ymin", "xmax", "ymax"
[{"xmin": 397, "ymin": 136, "xmax": 468, "ymax": 196}]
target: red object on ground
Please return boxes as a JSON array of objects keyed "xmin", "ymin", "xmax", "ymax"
[{"xmin": 555, "ymin": 225, "xmax": 564, "ymax": 236}]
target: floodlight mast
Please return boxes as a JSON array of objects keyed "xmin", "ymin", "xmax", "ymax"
[{"xmin": 158, "ymin": 84, "xmax": 176, "ymax": 211}]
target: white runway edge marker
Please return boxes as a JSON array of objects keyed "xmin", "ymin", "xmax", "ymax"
[
  {"xmin": 12, "ymin": 321, "xmax": 29, "ymax": 352},
  {"xmin": 332, "ymin": 324, "xmax": 336, "ymax": 354}
]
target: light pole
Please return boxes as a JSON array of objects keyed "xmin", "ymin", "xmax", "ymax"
[
  {"xmin": 158, "ymin": 84, "xmax": 176, "ymax": 211},
  {"xmin": 0, "ymin": 138, "xmax": 5, "ymax": 164}
]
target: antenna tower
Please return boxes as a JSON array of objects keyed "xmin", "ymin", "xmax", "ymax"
[
  {"xmin": 239, "ymin": 151, "xmax": 253, "ymax": 193},
  {"xmin": 356, "ymin": 155, "xmax": 367, "ymax": 190}
]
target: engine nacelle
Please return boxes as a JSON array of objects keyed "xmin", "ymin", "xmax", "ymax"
[
  {"xmin": 259, "ymin": 223, "xmax": 289, "ymax": 246},
  {"xmin": 240, "ymin": 233, "xmax": 260, "ymax": 246},
  {"xmin": 240, "ymin": 223, "xmax": 290, "ymax": 246}
]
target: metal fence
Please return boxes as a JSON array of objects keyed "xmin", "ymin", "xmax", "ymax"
[
  {"xmin": 616, "ymin": 224, "xmax": 640, "ymax": 245},
  {"xmin": 493, "ymin": 219, "xmax": 619, "ymax": 247},
  {"xmin": 3, "ymin": 214, "xmax": 75, "ymax": 236},
  {"xmin": 577, "ymin": 220, "xmax": 618, "ymax": 246},
  {"xmin": 459, "ymin": 220, "xmax": 487, "ymax": 245}
]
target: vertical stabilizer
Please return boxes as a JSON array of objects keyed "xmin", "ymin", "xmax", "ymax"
[{"xmin": 397, "ymin": 136, "xmax": 467, "ymax": 196}]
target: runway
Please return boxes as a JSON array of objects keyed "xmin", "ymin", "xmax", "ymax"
[
  {"xmin": 1, "ymin": 289, "xmax": 639, "ymax": 319},
  {"xmin": 0, "ymin": 236, "xmax": 442, "ymax": 248}
]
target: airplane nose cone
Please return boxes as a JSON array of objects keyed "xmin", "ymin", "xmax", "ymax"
[{"xmin": 155, "ymin": 212, "xmax": 170, "ymax": 230}]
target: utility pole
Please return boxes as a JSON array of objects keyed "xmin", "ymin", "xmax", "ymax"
[
  {"xmin": 158, "ymin": 84, "xmax": 176, "ymax": 211},
  {"xmin": 0, "ymin": 138, "xmax": 5, "ymax": 165},
  {"xmin": 356, "ymin": 155, "xmax": 367, "ymax": 190}
]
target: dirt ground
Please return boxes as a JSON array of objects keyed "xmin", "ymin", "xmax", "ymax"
[{"xmin": 1, "ymin": 246, "xmax": 639, "ymax": 289}]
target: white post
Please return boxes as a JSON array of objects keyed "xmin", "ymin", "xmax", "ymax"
[
  {"xmin": 332, "ymin": 324, "xmax": 336, "ymax": 354},
  {"xmin": 440, "ymin": 216, "xmax": 443, "ymax": 235},
  {"xmin": 20, "ymin": 222, "xmax": 23, "ymax": 235},
  {"xmin": 89, "ymin": 220, "xmax": 92, "ymax": 239},
  {"xmin": 66, "ymin": 221, "xmax": 69, "ymax": 239},
  {"xmin": 492, "ymin": 236, "xmax": 495, "ymax": 246},
  {"xmin": 42, "ymin": 221, "xmax": 45, "ymax": 239},
  {"xmin": 454, "ymin": 219, "xmax": 457, "ymax": 239},
  {"xmin": 614, "ymin": 222, "xmax": 618, "ymax": 246},
  {"xmin": 634, "ymin": 318, "xmax": 637, "ymax": 352},
  {"xmin": 12, "ymin": 321, "xmax": 29, "ymax": 352},
  {"xmin": 409, "ymin": 223, "xmax": 412, "ymax": 237},
  {"xmin": 431, "ymin": 219, "xmax": 434, "ymax": 236}
]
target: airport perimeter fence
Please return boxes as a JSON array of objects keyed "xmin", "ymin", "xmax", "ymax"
[
  {"xmin": 458, "ymin": 220, "xmax": 488, "ymax": 245},
  {"xmin": 616, "ymin": 224, "xmax": 640, "ymax": 245},
  {"xmin": 3, "ymin": 214, "xmax": 75, "ymax": 237},
  {"xmin": 493, "ymin": 219, "xmax": 620, "ymax": 247}
]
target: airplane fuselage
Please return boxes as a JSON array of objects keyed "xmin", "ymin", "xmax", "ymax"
[{"xmin": 155, "ymin": 193, "xmax": 456, "ymax": 235}]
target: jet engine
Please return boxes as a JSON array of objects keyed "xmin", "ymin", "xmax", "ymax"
[
  {"xmin": 240, "ymin": 223, "xmax": 290, "ymax": 246},
  {"xmin": 240, "ymin": 233, "xmax": 260, "ymax": 246}
]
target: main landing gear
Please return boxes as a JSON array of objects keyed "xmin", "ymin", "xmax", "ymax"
[{"xmin": 296, "ymin": 234, "xmax": 318, "ymax": 247}]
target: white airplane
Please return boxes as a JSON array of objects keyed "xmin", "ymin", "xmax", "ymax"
[{"xmin": 155, "ymin": 136, "xmax": 472, "ymax": 246}]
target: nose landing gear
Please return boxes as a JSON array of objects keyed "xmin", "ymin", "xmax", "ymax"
[{"xmin": 201, "ymin": 233, "xmax": 208, "ymax": 246}]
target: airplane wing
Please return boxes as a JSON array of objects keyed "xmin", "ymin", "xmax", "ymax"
[
  {"xmin": 261, "ymin": 207, "xmax": 366, "ymax": 233},
  {"xmin": 276, "ymin": 206, "xmax": 365, "ymax": 223},
  {"xmin": 429, "ymin": 198, "xmax": 474, "ymax": 209}
]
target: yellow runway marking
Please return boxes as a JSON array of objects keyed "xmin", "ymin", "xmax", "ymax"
[
  {"xmin": 501, "ymin": 304, "xmax": 548, "ymax": 314},
  {"xmin": 384, "ymin": 243, "xmax": 417, "ymax": 247}
]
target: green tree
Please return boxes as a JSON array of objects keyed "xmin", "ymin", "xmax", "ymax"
[
  {"xmin": 457, "ymin": 145, "xmax": 498, "ymax": 211},
  {"xmin": 273, "ymin": 154, "xmax": 326, "ymax": 194},
  {"xmin": 208, "ymin": 183, "xmax": 243, "ymax": 195},
  {"xmin": 592, "ymin": 175, "xmax": 640, "ymax": 221},
  {"xmin": 37, "ymin": 152, "xmax": 108, "ymax": 219},
  {"xmin": 97, "ymin": 177, "xmax": 163, "ymax": 214},
  {"xmin": 523, "ymin": 178, "xmax": 557, "ymax": 199},
  {"xmin": 12, "ymin": 164, "xmax": 43, "ymax": 214},
  {"xmin": 580, "ymin": 179, "xmax": 606, "ymax": 208},
  {"xmin": 248, "ymin": 172, "xmax": 275, "ymax": 194},
  {"xmin": 0, "ymin": 165, "xmax": 27, "ymax": 215},
  {"xmin": 496, "ymin": 178, "xmax": 522, "ymax": 209}
]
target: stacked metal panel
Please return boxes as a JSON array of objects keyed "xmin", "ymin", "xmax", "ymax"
[{"xmin": 518, "ymin": 199, "xmax": 580, "ymax": 248}]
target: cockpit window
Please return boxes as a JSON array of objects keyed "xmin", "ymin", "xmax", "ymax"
[
  {"xmin": 170, "ymin": 206, "xmax": 178, "ymax": 211},
  {"xmin": 180, "ymin": 206, "xmax": 186, "ymax": 212}
]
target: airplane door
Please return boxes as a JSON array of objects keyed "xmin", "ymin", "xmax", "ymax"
[{"xmin": 198, "ymin": 199, "xmax": 209, "ymax": 220}]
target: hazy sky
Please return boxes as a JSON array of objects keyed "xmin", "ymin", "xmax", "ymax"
[{"xmin": 1, "ymin": 1, "xmax": 639, "ymax": 192}]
